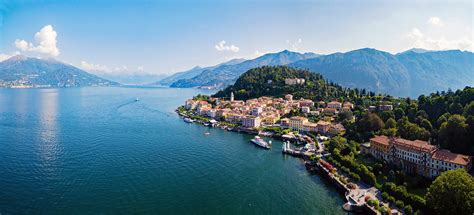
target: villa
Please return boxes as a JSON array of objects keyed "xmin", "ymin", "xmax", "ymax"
[{"xmin": 366, "ymin": 135, "xmax": 472, "ymax": 178}]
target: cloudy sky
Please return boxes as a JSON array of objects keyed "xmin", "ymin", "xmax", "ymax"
[{"xmin": 0, "ymin": 0, "xmax": 472, "ymax": 75}]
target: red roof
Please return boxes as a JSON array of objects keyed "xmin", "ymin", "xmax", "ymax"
[
  {"xmin": 370, "ymin": 135, "xmax": 390, "ymax": 146},
  {"xmin": 392, "ymin": 138, "xmax": 437, "ymax": 153},
  {"xmin": 432, "ymin": 149, "xmax": 471, "ymax": 166}
]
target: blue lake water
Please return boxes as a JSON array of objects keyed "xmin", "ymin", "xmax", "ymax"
[{"xmin": 0, "ymin": 87, "xmax": 344, "ymax": 214}]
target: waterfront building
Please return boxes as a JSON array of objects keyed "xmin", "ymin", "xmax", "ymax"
[
  {"xmin": 241, "ymin": 115, "xmax": 261, "ymax": 128},
  {"xmin": 198, "ymin": 107, "xmax": 211, "ymax": 116},
  {"xmin": 216, "ymin": 109, "xmax": 230, "ymax": 119},
  {"xmin": 225, "ymin": 113, "xmax": 243, "ymax": 123},
  {"xmin": 286, "ymin": 116, "xmax": 333, "ymax": 134},
  {"xmin": 280, "ymin": 118, "xmax": 290, "ymax": 127},
  {"xmin": 369, "ymin": 135, "xmax": 472, "ymax": 178},
  {"xmin": 288, "ymin": 116, "xmax": 308, "ymax": 131},
  {"xmin": 261, "ymin": 113, "xmax": 280, "ymax": 125},
  {"xmin": 185, "ymin": 99, "xmax": 197, "ymax": 110},
  {"xmin": 303, "ymin": 122, "xmax": 318, "ymax": 133},
  {"xmin": 207, "ymin": 109, "xmax": 217, "ymax": 118}
]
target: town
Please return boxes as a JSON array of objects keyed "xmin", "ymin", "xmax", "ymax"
[
  {"xmin": 183, "ymin": 91, "xmax": 347, "ymax": 135},
  {"xmin": 179, "ymin": 90, "xmax": 473, "ymax": 215}
]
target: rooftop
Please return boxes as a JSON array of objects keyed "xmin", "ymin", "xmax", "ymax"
[
  {"xmin": 432, "ymin": 149, "xmax": 471, "ymax": 165},
  {"xmin": 370, "ymin": 135, "xmax": 390, "ymax": 146},
  {"xmin": 392, "ymin": 138, "xmax": 437, "ymax": 152}
]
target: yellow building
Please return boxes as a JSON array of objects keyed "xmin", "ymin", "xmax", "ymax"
[{"xmin": 288, "ymin": 116, "xmax": 308, "ymax": 131}]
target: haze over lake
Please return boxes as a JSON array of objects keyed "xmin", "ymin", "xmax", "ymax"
[{"xmin": 0, "ymin": 87, "xmax": 344, "ymax": 214}]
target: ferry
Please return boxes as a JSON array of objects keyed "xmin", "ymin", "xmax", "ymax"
[
  {"xmin": 183, "ymin": 117, "xmax": 194, "ymax": 123},
  {"xmin": 250, "ymin": 136, "xmax": 271, "ymax": 149}
]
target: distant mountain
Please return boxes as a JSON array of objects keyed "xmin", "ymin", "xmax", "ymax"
[
  {"xmin": 154, "ymin": 58, "xmax": 246, "ymax": 86},
  {"xmin": 169, "ymin": 50, "xmax": 319, "ymax": 88},
  {"xmin": 0, "ymin": 55, "xmax": 118, "ymax": 87},
  {"xmin": 95, "ymin": 73, "xmax": 167, "ymax": 85},
  {"xmin": 289, "ymin": 49, "xmax": 474, "ymax": 97},
  {"xmin": 400, "ymin": 48, "xmax": 433, "ymax": 54}
]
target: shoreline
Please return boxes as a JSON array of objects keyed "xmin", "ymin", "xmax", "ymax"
[{"xmin": 176, "ymin": 108, "xmax": 379, "ymax": 214}]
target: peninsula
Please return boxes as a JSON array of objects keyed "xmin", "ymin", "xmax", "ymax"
[{"xmin": 178, "ymin": 66, "xmax": 474, "ymax": 214}]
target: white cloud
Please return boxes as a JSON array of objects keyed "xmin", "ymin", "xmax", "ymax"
[
  {"xmin": 215, "ymin": 40, "xmax": 240, "ymax": 52},
  {"xmin": 14, "ymin": 25, "xmax": 60, "ymax": 57},
  {"xmin": 428, "ymin": 17, "xmax": 444, "ymax": 27},
  {"xmin": 287, "ymin": 38, "xmax": 303, "ymax": 51},
  {"xmin": 80, "ymin": 61, "xmax": 109, "ymax": 72},
  {"xmin": 0, "ymin": 52, "xmax": 21, "ymax": 62},
  {"xmin": 14, "ymin": 39, "xmax": 31, "ymax": 51},
  {"xmin": 80, "ymin": 60, "xmax": 148, "ymax": 75},
  {"xmin": 406, "ymin": 28, "xmax": 473, "ymax": 51},
  {"xmin": 252, "ymin": 51, "xmax": 269, "ymax": 58}
]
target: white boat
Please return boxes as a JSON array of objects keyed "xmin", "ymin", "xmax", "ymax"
[
  {"xmin": 135, "ymin": 98, "xmax": 139, "ymax": 102},
  {"xmin": 250, "ymin": 136, "xmax": 271, "ymax": 149},
  {"xmin": 183, "ymin": 118, "xmax": 194, "ymax": 123}
]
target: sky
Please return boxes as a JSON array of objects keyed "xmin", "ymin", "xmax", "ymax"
[{"xmin": 0, "ymin": 0, "xmax": 472, "ymax": 75}]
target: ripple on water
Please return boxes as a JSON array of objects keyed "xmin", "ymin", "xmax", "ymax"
[{"xmin": 0, "ymin": 87, "xmax": 345, "ymax": 214}]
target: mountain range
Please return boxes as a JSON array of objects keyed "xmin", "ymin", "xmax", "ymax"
[
  {"xmin": 289, "ymin": 48, "xmax": 474, "ymax": 97},
  {"xmin": 0, "ymin": 55, "xmax": 118, "ymax": 87},
  {"xmin": 161, "ymin": 48, "xmax": 474, "ymax": 97},
  {"xmin": 166, "ymin": 50, "xmax": 319, "ymax": 88},
  {"xmin": 155, "ymin": 58, "xmax": 246, "ymax": 86}
]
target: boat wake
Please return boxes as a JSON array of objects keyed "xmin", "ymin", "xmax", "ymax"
[{"xmin": 116, "ymin": 100, "xmax": 137, "ymax": 110}]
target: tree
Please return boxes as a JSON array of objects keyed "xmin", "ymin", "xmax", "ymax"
[
  {"xmin": 385, "ymin": 118, "xmax": 397, "ymax": 129},
  {"xmin": 337, "ymin": 110, "xmax": 353, "ymax": 122},
  {"xmin": 449, "ymin": 102, "xmax": 464, "ymax": 115},
  {"xmin": 420, "ymin": 119, "xmax": 433, "ymax": 131},
  {"xmin": 396, "ymin": 200, "xmax": 405, "ymax": 208},
  {"xmin": 438, "ymin": 114, "xmax": 469, "ymax": 153},
  {"xmin": 464, "ymin": 101, "xmax": 474, "ymax": 117},
  {"xmin": 426, "ymin": 169, "xmax": 474, "ymax": 215},
  {"xmin": 404, "ymin": 205, "xmax": 413, "ymax": 215},
  {"xmin": 380, "ymin": 110, "xmax": 395, "ymax": 122},
  {"xmin": 397, "ymin": 117, "xmax": 431, "ymax": 141},
  {"xmin": 359, "ymin": 113, "xmax": 385, "ymax": 132},
  {"xmin": 394, "ymin": 108, "xmax": 405, "ymax": 120}
]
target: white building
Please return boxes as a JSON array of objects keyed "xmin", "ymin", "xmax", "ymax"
[
  {"xmin": 241, "ymin": 115, "xmax": 261, "ymax": 128},
  {"xmin": 301, "ymin": 106, "xmax": 310, "ymax": 114},
  {"xmin": 252, "ymin": 107, "xmax": 263, "ymax": 116},
  {"xmin": 285, "ymin": 78, "xmax": 305, "ymax": 85},
  {"xmin": 327, "ymin": 101, "xmax": 342, "ymax": 110},
  {"xmin": 370, "ymin": 136, "xmax": 472, "ymax": 178}
]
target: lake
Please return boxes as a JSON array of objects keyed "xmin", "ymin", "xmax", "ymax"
[{"xmin": 0, "ymin": 87, "xmax": 344, "ymax": 214}]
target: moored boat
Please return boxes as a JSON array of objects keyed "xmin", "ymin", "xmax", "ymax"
[
  {"xmin": 183, "ymin": 117, "xmax": 194, "ymax": 123},
  {"xmin": 250, "ymin": 136, "xmax": 271, "ymax": 149}
]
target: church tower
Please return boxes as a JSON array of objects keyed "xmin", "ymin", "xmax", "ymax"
[{"xmin": 230, "ymin": 92, "xmax": 234, "ymax": 102}]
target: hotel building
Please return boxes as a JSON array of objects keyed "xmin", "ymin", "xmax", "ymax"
[{"xmin": 369, "ymin": 135, "xmax": 472, "ymax": 178}]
